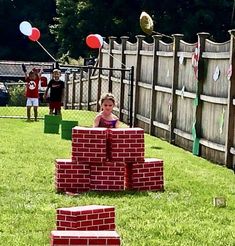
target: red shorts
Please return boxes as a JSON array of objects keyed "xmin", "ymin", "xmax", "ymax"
[{"xmin": 49, "ymin": 101, "xmax": 62, "ymax": 110}]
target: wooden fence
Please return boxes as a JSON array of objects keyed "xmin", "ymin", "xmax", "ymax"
[
  {"xmin": 64, "ymin": 65, "xmax": 134, "ymax": 125},
  {"xmin": 65, "ymin": 32, "xmax": 235, "ymax": 168}
]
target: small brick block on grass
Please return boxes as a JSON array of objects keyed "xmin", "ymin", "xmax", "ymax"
[
  {"xmin": 56, "ymin": 205, "xmax": 115, "ymax": 231},
  {"xmin": 50, "ymin": 230, "xmax": 121, "ymax": 246}
]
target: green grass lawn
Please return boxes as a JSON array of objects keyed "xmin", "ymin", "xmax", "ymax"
[
  {"xmin": 0, "ymin": 107, "xmax": 96, "ymax": 124},
  {"xmin": 0, "ymin": 116, "xmax": 235, "ymax": 246}
]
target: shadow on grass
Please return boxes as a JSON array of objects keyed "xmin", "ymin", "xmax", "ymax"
[
  {"xmin": 57, "ymin": 190, "xmax": 165, "ymax": 199},
  {"xmin": 86, "ymin": 190, "xmax": 150, "ymax": 198},
  {"xmin": 150, "ymin": 146, "xmax": 163, "ymax": 150}
]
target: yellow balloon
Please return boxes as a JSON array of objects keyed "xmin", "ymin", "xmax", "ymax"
[{"xmin": 140, "ymin": 11, "xmax": 154, "ymax": 35}]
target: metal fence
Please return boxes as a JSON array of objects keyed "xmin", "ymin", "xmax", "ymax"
[
  {"xmin": 0, "ymin": 61, "xmax": 134, "ymax": 127},
  {"xmin": 64, "ymin": 65, "xmax": 134, "ymax": 127},
  {"xmin": 0, "ymin": 61, "xmax": 52, "ymax": 119}
]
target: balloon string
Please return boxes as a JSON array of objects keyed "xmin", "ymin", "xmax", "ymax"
[
  {"xmin": 36, "ymin": 41, "xmax": 56, "ymax": 61},
  {"xmin": 152, "ymin": 31, "xmax": 172, "ymax": 39},
  {"xmin": 106, "ymin": 50, "xmax": 127, "ymax": 68}
]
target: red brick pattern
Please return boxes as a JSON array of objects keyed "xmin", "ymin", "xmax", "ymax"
[
  {"xmin": 50, "ymin": 230, "xmax": 120, "ymax": 246},
  {"xmin": 131, "ymin": 158, "xmax": 164, "ymax": 191},
  {"xmin": 109, "ymin": 128, "xmax": 145, "ymax": 163},
  {"xmin": 55, "ymin": 159, "xmax": 90, "ymax": 193},
  {"xmin": 55, "ymin": 128, "xmax": 164, "ymax": 193},
  {"xmin": 124, "ymin": 163, "xmax": 132, "ymax": 190},
  {"xmin": 56, "ymin": 205, "xmax": 115, "ymax": 231},
  {"xmin": 90, "ymin": 162, "xmax": 125, "ymax": 191},
  {"xmin": 72, "ymin": 127, "xmax": 107, "ymax": 163}
]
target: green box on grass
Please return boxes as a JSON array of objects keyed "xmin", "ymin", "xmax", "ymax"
[
  {"xmin": 61, "ymin": 120, "xmax": 78, "ymax": 140},
  {"xmin": 44, "ymin": 115, "xmax": 62, "ymax": 134}
]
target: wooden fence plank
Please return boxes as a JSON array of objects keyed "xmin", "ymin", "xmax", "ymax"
[
  {"xmin": 149, "ymin": 35, "xmax": 162, "ymax": 135},
  {"xmin": 169, "ymin": 34, "xmax": 184, "ymax": 144},
  {"xmin": 225, "ymin": 30, "xmax": 235, "ymax": 168},
  {"xmin": 133, "ymin": 35, "xmax": 145, "ymax": 127},
  {"xmin": 119, "ymin": 36, "xmax": 129, "ymax": 121}
]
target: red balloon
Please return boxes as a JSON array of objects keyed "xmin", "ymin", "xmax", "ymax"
[
  {"xmin": 28, "ymin": 27, "xmax": 40, "ymax": 42},
  {"xmin": 86, "ymin": 34, "xmax": 103, "ymax": 49}
]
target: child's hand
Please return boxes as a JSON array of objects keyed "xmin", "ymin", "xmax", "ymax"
[{"xmin": 22, "ymin": 64, "xmax": 27, "ymax": 73}]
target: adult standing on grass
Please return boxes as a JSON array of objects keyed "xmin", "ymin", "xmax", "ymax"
[
  {"xmin": 44, "ymin": 69, "xmax": 64, "ymax": 116},
  {"xmin": 23, "ymin": 64, "xmax": 43, "ymax": 121}
]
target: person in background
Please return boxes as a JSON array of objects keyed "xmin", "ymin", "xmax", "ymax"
[
  {"xmin": 44, "ymin": 69, "xmax": 64, "ymax": 115},
  {"xmin": 93, "ymin": 92, "xmax": 119, "ymax": 128},
  {"xmin": 23, "ymin": 64, "xmax": 43, "ymax": 121}
]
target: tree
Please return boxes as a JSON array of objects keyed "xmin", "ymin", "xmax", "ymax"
[
  {"xmin": 1, "ymin": 0, "xmax": 235, "ymax": 60},
  {"xmin": 52, "ymin": 0, "xmax": 142, "ymax": 58},
  {"xmin": 52, "ymin": 0, "xmax": 235, "ymax": 59},
  {"xmin": 0, "ymin": 0, "xmax": 57, "ymax": 61}
]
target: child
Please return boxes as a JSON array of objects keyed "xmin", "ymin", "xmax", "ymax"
[
  {"xmin": 23, "ymin": 64, "xmax": 43, "ymax": 121},
  {"xmin": 93, "ymin": 93, "xmax": 119, "ymax": 128},
  {"xmin": 44, "ymin": 69, "xmax": 64, "ymax": 115}
]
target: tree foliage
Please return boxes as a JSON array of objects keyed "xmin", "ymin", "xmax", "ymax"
[
  {"xmin": 52, "ymin": 0, "xmax": 142, "ymax": 58},
  {"xmin": 52, "ymin": 0, "xmax": 235, "ymax": 59},
  {"xmin": 0, "ymin": 0, "xmax": 235, "ymax": 60},
  {"xmin": 0, "ymin": 0, "xmax": 57, "ymax": 61}
]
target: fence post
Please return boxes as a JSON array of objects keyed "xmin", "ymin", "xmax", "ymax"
[
  {"xmin": 71, "ymin": 71, "xmax": 76, "ymax": 109},
  {"xmin": 96, "ymin": 48, "xmax": 103, "ymax": 112},
  {"xmin": 149, "ymin": 34, "xmax": 162, "ymax": 135},
  {"xmin": 129, "ymin": 66, "xmax": 134, "ymax": 127},
  {"xmin": 119, "ymin": 36, "xmax": 129, "ymax": 121},
  {"xmin": 193, "ymin": 32, "xmax": 210, "ymax": 155},
  {"xmin": 133, "ymin": 35, "xmax": 145, "ymax": 127},
  {"xmin": 225, "ymin": 30, "xmax": 235, "ymax": 169},
  {"xmin": 79, "ymin": 68, "xmax": 83, "ymax": 110},
  {"xmin": 64, "ymin": 72, "xmax": 69, "ymax": 109},
  {"xmin": 169, "ymin": 34, "xmax": 184, "ymax": 144},
  {"xmin": 108, "ymin": 36, "xmax": 116, "ymax": 92},
  {"xmin": 87, "ymin": 66, "xmax": 92, "ymax": 111}
]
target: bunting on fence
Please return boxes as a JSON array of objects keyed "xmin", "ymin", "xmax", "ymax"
[
  {"xmin": 168, "ymin": 97, "xmax": 172, "ymax": 126},
  {"xmin": 213, "ymin": 65, "xmax": 220, "ymax": 81},
  {"xmin": 192, "ymin": 43, "xmax": 200, "ymax": 80},
  {"xmin": 191, "ymin": 42, "xmax": 201, "ymax": 156},
  {"xmin": 180, "ymin": 85, "xmax": 185, "ymax": 99},
  {"xmin": 167, "ymin": 69, "xmax": 170, "ymax": 78},
  {"xmin": 226, "ymin": 64, "xmax": 232, "ymax": 80},
  {"xmin": 219, "ymin": 108, "xmax": 225, "ymax": 135},
  {"xmin": 179, "ymin": 53, "xmax": 185, "ymax": 65},
  {"xmin": 192, "ymin": 122, "xmax": 200, "ymax": 155},
  {"xmin": 193, "ymin": 95, "xmax": 199, "ymax": 107}
]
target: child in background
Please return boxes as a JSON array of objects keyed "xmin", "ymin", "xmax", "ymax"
[
  {"xmin": 23, "ymin": 64, "xmax": 43, "ymax": 121},
  {"xmin": 44, "ymin": 69, "xmax": 64, "ymax": 115},
  {"xmin": 93, "ymin": 93, "xmax": 119, "ymax": 128}
]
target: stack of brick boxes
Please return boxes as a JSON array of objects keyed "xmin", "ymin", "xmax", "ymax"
[{"xmin": 55, "ymin": 127, "xmax": 164, "ymax": 193}]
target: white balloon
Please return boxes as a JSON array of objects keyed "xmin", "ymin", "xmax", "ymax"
[
  {"xmin": 19, "ymin": 21, "xmax": 32, "ymax": 36},
  {"xmin": 95, "ymin": 34, "xmax": 103, "ymax": 47}
]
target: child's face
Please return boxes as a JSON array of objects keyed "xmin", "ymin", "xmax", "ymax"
[
  {"xmin": 101, "ymin": 99, "xmax": 114, "ymax": 113},
  {"xmin": 53, "ymin": 71, "xmax": 61, "ymax": 80},
  {"xmin": 29, "ymin": 72, "xmax": 36, "ymax": 80}
]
